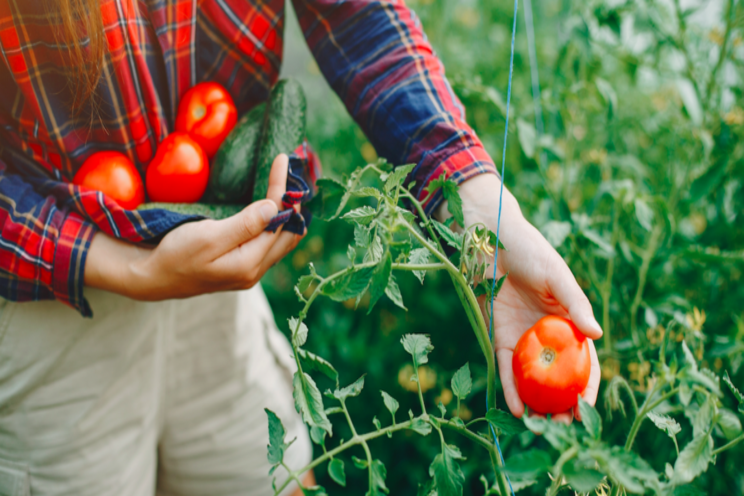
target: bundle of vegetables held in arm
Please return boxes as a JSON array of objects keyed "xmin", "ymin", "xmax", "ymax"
[{"xmin": 139, "ymin": 78, "xmax": 308, "ymax": 221}]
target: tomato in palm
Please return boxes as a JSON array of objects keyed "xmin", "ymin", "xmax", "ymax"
[
  {"xmin": 512, "ymin": 315, "xmax": 591, "ymax": 414},
  {"xmin": 146, "ymin": 132, "xmax": 209, "ymax": 203},
  {"xmin": 73, "ymin": 151, "xmax": 145, "ymax": 210},
  {"xmin": 175, "ymin": 82, "xmax": 237, "ymax": 159}
]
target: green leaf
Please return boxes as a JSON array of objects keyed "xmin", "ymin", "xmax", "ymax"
[
  {"xmin": 289, "ymin": 317, "xmax": 308, "ymax": 347},
  {"xmin": 516, "ymin": 118, "xmax": 537, "ymax": 158},
  {"xmin": 373, "ymin": 416, "xmax": 381, "ymax": 430},
  {"xmin": 682, "ymin": 341, "xmax": 698, "ymax": 371},
  {"xmin": 364, "ymin": 236, "xmax": 383, "ymax": 263},
  {"xmin": 266, "ymin": 408, "xmax": 288, "ymax": 466},
  {"xmin": 384, "ymin": 164, "xmax": 416, "ymax": 193},
  {"xmin": 440, "ymin": 180, "xmax": 464, "ymax": 228},
  {"xmin": 647, "ymin": 411, "xmax": 682, "ymax": 440},
  {"xmin": 328, "ymin": 459, "xmax": 346, "ymax": 487},
  {"xmin": 409, "ymin": 417, "xmax": 433, "ymax": 436},
  {"xmin": 595, "ymin": 77, "xmax": 617, "ymax": 118},
  {"xmin": 401, "ymin": 334, "xmax": 434, "ymax": 368},
  {"xmin": 685, "ymin": 396, "xmax": 716, "ymax": 438},
  {"xmin": 310, "ymin": 425, "xmax": 326, "ymax": 446},
  {"xmin": 301, "ymin": 485, "xmax": 329, "ymax": 496},
  {"xmin": 432, "ymin": 220, "xmax": 464, "ymax": 250},
  {"xmin": 381, "ymin": 391, "xmax": 399, "ymax": 420},
  {"xmin": 578, "ymin": 396, "xmax": 602, "ymax": 439},
  {"xmin": 307, "ymin": 177, "xmax": 347, "ymax": 220},
  {"xmin": 367, "ymin": 459, "xmax": 389, "ymax": 496},
  {"xmin": 486, "ymin": 408, "xmax": 526, "ymax": 436},
  {"xmin": 540, "ymin": 220, "xmax": 572, "ymax": 248},
  {"xmin": 322, "ymin": 267, "xmax": 375, "ymax": 302},
  {"xmin": 347, "ymin": 245, "xmax": 356, "ymax": 261},
  {"xmin": 352, "ymin": 456, "xmax": 368, "ymax": 469},
  {"xmin": 717, "ymin": 408, "xmax": 742, "ymax": 440},
  {"xmin": 416, "ymin": 478, "xmax": 436, "ymax": 496},
  {"xmin": 409, "ymin": 247, "xmax": 430, "ymax": 284},
  {"xmin": 429, "ymin": 444, "xmax": 465, "ymax": 496},
  {"xmin": 354, "ymin": 224, "xmax": 372, "ymax": 249},
  {"xmin": 297, "ymin": 349, "xmax": 338, "ymax": 382},
  {"xmin": 333, "ymin": 376, "xmax": 365, "ymax": 401},
  {"xmin": 451, "ymin": 363, "xmax": 472, "ymax": 401},
  {"xmin": 503, "ymin": 449, "xmax": 551, "ymax": 481},
  {"xmin": 522, "ymin": 416, "xmax": 573, "ymax": 451},
  {"xmin": 580, "ymin": 229, "xmax": 616, "ymax": 256},
  {"xmin": 634, "ymin": 198, "xmax": 654, "ymax": 231},
  {"xmin": 367, "ymin": 252, "xmax": 392, "ymax": 313},
  {"xmin": 353, "ymin": 187, "xmax": 382, "ymax": 199},
  {"xmin": 297, "ymin": 274, "xmax": 315, "ymax": 293},
  {"xmin": 293, "ymin": 371, "xmax": 333, "ymax": 435},
  {"xmin": 563, "ymin": 459, "xmax": 605, "ymax": 493},
  {"xmin": 606, "ymin": 447, "xmax": 658, "ymax": 493},
  {"xmin": 342, "ymin": 206, "xmax": 377, "ymax": 225},
  {"xmin": 673, "ymin": 432, "xmax": 713, "ymax": 484},
  {"xmin": 384, "ymin": 274, "xmax": 406, "ymax": 310},
  {"xmin": 723, "ymin": 371, "xmax": 744, "ymax": 404}
]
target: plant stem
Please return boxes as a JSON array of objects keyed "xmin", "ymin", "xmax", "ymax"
[
  {"xmin": 625, "ymin": 386, "xmax": 680, "ymax": 451},
  {"xmin": 712, "ymin": 432, "xmax": 744, "ymax": 456},
  {"xmin": 629, "ymin": 225, "xmax": 663, "ymax": 346},
  {"xmin": 602, "ymin": 203, "xmax": 621, "ymax": 351}
]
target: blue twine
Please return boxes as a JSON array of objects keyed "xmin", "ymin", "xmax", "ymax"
[{"xmin": 486, "ymin": 0, "xmax": 519, "ymax": 494}]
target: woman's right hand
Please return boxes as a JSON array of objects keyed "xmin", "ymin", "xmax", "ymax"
[{"xmin": 84, "ymin": 154, "xmax": 304, "ymax": 300}]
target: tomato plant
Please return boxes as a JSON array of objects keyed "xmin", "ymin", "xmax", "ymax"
[
  {"xmin": 146, "ymin": 132, "xmax": 209, "ymax": 203},
  {"xmin": 512, "ymin": 315, "xmax": 591, "ymax": 414},
  {"xmin": 175, "ymin": 82, "xmax": 237, "ymax": 159},
  {"xmin": 73, "ymin": 151, "xmax": 144, "ymax": 209}
]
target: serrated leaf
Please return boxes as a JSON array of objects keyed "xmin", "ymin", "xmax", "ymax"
[
  {"xmin": 385, "ymin": 164, "xmax": 416, "ymax": 193},
  {"xmin": 307, "ymin": 177, "xmax": 348, "ymax": 220},
  {"xmin": 409, "ymin": 247, "xmax": 431, "ymax": 284},
  {"xmin": 333, "ymin": 376, "xmax": 365, "ymax": 401},
  {"xmin": 367, "ymin": 459, "xmax": 389, "ymax": 496},
  {"xmin": 673, "ymin": 432, "xmax": 713, "ymax": 484},
  {"xmin": 347, "ymin": 245, "xmax": 356, "ymax": 261},
  {"xmin": 329, "ymin": 458, "xmax": 346, "ymax": 487},
  {"xmin": 432, "ymin": 220, "xmax": 464, "ymax": 250},
  {"xmin": 522, "ymin": 416, "xmax": 573, "ymax": 451},
  {"xmin": 322, "ymin": 266, "xmax": 375, "ymax": 302},
  {"xmin": 606, "ymin": 447, "xmax": 658, "ymax": 493},
  {"xmin": 440, "ymin": 180, "xmax": 464, "ymax": 228},
  {"xmin": 353, "ymin": 187, "xmax": 382, "ymax": 199},
  {"xmin": 486, "ymin": 408, "xmax": 526, "ymax": 436},
  {"xmin": 367, "ymin": 252, "xmax": 392, "ymax": 313},
  {"xmin": 266, "ymin": 408, "xmax": 288, "ymax": 465},
  {"xmin": 342, "ymin": 206, "xmax": 377, "ymax": 225},
  {"xmin": 451, "ymin": 363, "xmax": 472, "ymax": 401},
  {"xmin": 310, "ymin": 425, "xmax": 326, "ymax": 446},
  {"xmin": 504, "ymin": 449, "xmax": 551, "ymax": 480},
  {"xmin": 364, "ymin": 236, "xmax": 383, "ymax": 263},
  {"xmin": 352, "ymin": 456, "xmax": 368, "ymax": 469},
  {"xmin": 297, "ymin": 274, "xmax": 315, "ymax": 293},
  {"xmin": 293, "ymin": 372, "xmax": 333, "ymax": 435},
  {"xmin": 289, "ymin": 317, "xmax": 309, "ymax": 348},
  {"xmin": 717, "ymin": 408, "xmax": 742, "ymax": 440},
  {"xmin": 354, "ymin": 224, "xmax": 372, "ymax": 249},
  {"xmin": 402, "ymin": 334, "xmax": 434, "ymax": 368},
  {"xmin": 381, "ymin": 391, "xmax": 399, "ymax": 420},
  {"xmin": 563, "ymin": 459, "xmax": 604, "ymax": 493},
  {"xmin": 429, "ymin": 444, "xmax": 465, "ymax": 496},
  {"xmin": 685, "ymin": 396, "xmax": 716, "ymax": 437},
  {"xmin": 723, "ymin": 371, "xmax": 744, "ymax": 404},
  {"xmin": 647, "ymin": 411, "xmax": 682, "ymax": 439},
  {"xmin": 578, "ymin": 396, "xmax": 602, "ymax": 439},
  {"xmin": 384, "ymin": 274, "xmax": 406, "ymax": 310},
  {"xmin": 297, "ymin": 349, "xmax": 338, "ymax": 382},
  {"xmin": 409, "ymin": 417, "xmax": 433, "ymax": 436}
]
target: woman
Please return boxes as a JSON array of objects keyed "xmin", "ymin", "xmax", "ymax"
[{"xmin": 0, "ymin": 0, "xmax": 602, "ymax": 495}]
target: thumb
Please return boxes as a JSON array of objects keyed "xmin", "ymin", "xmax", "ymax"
[
  {"xmin": 548, "ymin": 257, "xmax": 603, "ymax": 340},
  {"xmin": 214, "ymin": 199, "xmax": 278, "ymax": 249}
]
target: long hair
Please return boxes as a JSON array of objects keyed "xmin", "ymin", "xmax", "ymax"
[{"xmin": 50, "ymin": 0, "xmax": 106, "ymax": 113}]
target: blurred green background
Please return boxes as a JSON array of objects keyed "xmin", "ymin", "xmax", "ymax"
[{"xmin": 264, "ymin": 0, "xmax": 744, "ymax": 493}]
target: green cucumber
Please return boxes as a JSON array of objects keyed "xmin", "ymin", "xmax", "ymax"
[
  {"xmin": 252, "ymin": 79, "xmax": 307, "ymax": 201},
  {"xmin": 137, "ymin": 202, "xmax": 243, "ymax": 220},
  {"xmin": 207, "ymin": 102, "xmax": 266, "ymax": 203}
]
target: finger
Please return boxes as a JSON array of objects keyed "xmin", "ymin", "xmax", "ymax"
[
  {"xmin": 266, "ymin": 154, "xmax": 289, "ymax": 207},
  {"xmin": 209, "ymin": 229, "xmax": 281, "ymax": 279},
  {"xmin": 547, "ymin": 257, "xmax": 603, "ymax": 340},
  {"xmin": 210, "ymin": 200, "xmax": 279, "ymax": 251},
  {"xmin": 496, "ymin": 348, "xmax": 524, "ymax": 418},
  {"xmin": 551, "ymin": 411, "xmax": 574, "ymax": 425},
  {"xmin": 260, "ymin": 230, "xmax": 302, "ymax": 272}
]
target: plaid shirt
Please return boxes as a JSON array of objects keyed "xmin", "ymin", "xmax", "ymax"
[{"xmin": 0, "ymin": 0, "xmax": 497, "ymax": 316}]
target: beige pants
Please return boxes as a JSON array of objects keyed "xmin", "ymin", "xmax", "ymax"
[{"xmin": 0, "ymin": 287, "xmax": 311, "ymax": 496}]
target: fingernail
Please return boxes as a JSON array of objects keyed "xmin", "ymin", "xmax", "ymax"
[
  {"xmin": 260, "ymin": 203, "xmax": 276, "ymax": 222},
  {"xmin": 590, "ymin": 319, "xmax": 603, "ymax": 337}
]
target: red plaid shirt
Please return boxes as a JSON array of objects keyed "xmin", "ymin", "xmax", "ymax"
[{"xmin": 0, "ymin": 0, "xmax": 497, "ymax": 316}]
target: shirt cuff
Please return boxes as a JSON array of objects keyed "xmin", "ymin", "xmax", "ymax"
[
  {"xmin": 419, "ymin": 145, "xmax": 500, "ymax": 216},
  {"xmin": 52, "ymin": 212, "xmax": 97, "ymax": 318}
]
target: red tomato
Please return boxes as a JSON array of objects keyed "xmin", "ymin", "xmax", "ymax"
[
  {"xmin": 146, "ymin": 133, "xmax": 209, "ymax": 203},
  {"xmin": 175, "ymin": 82, "xmax": 237, "ymax": 159},
  {"xmin": 73, "ymin": 151, "xmax": 145, "ymax": 210},
  {"xmin": 512, "ymin": 316, "xmax": 591, "ymax": 414}
]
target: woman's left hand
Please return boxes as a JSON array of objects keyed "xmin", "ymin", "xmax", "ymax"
[{"xmin": 438, "ymin": 173, "xmax": 603, "ymax": 423}]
